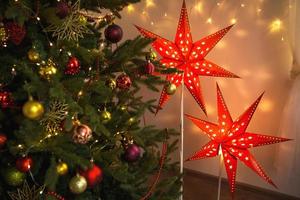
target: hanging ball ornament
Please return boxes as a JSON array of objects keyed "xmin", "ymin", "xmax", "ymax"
[
  {"xmin": 0, "ymin": 133, "xmax": 7, "ymax": 148},
  {"xmin": 100, "ymin": 110, "xmax": 111, "ymax": 123},
  {"xmin": 104, "ymin": 24, "xmax": 123, "ymax": 43},
  {"xmin": 0, "ymin": 91, "xmax": 14, "ymax": 108},
  {"xmin": 165, "ymin": 83, "xmax": 177, "ymax": 95},
  {"xmin": 56, "ymin": 161, "xmax": 68, "ymax": 176},
  {"xmin": 105, "ymin": 78, "xmax": 116, "ymax": 90},
  {"xmin": 79, "ymin": 164, "xmax": 103, "ymax": 187},
  {"xmin": 144, "ymin": 61, "xmax": 155, "ymax": 75},
  {"xmin": 65, "ymin": 56, "xmax": 80, "ymax": 75},
  {"xmin": 0, "ymin": 23, "xmax": 8, "ymax": 47},
  {"xmin": 56, "ymin": 1, "xmax": 71, "ymax": 19},
  {"xmin": 124, "ymin": 144, "xmax": 141, "ymax": 162},
  {"xmin": 3, "ymin": 167, "xmax": 26, "ymax": 186},
  {"xmin": 116, "ymin": 74, "xmax": 132, "ymax": 90},
  {"xmin": 22, "ymin": 97, "xmax": 44, "ymax": 120},
  {"xmin": 27, "ymin": 49, "xmax": 40, "ymax": 62},
  {"xmin": 4, "ymin": 22, "xmax": 26, "ymax": 45},
  {"xmin": 145, "ymin": 49, "xmax": 157, "ymax": 62},
  {"xmin": 69, "ymin": 174, "xmax": 87, "ymax": 194},
  {"xmin": 16, "ymin": 156, "xmax": 33, "ymax": 173},
  {"xmin": 73, "ymin": 124, "xmax": 93, "ymax": 144},
  {"xmin": 39, "ymin": 59, "xmax": 57, "ymax": 80}
]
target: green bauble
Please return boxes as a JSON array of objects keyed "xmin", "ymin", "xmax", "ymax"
[
  {"xmin": 69, "ymin": 174, "xmax": 87, "ymax": 194},
  {"xmin": 3, "ymin": 167, "xmax": 26, "ymax": 186}
]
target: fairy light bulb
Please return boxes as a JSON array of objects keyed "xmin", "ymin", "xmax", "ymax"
[
  {"xmin": 269, "ymin": 19, "xmax": 283, "ymax": 33},
  {"xmin": 230, "ymin": 18, "xmax": 237, "ymax": 24},
  {"xmin": 127, "ymin": 4, "xmax": 135, "ymax": 13},
  {"xmin": 146, "ymin": 0, "xmax": 155, "ymax": 8},
  {"xmin": 206, "ymin": 18, "xmax": 212, "ymax": 24},
  {"xmin": 194, "ymin": 2, "xmax": 203, "ymax": 13}
]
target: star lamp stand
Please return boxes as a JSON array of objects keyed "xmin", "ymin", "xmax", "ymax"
[
  {"xmin": 180, "ymin": 81, "xmax": 184, "ymax": 200},
  {"xmin": 217, "ymin": 147, "xmax": 224, "ymax": 200}
]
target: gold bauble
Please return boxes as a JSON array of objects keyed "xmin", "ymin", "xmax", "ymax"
[
  {"xmin": 105, "ymin": 78, "xmax": 116, "ymax": 90},
  {"xmin": 22, "ymin": 97, "xmax": 44, "ymax": 120},
  {"xmin": 145, "ymin": 49, "xmax": 157, "ymax": 61},
  {"xmin": 78, "ymin": 15, "xmax": 87, "ymax": 26},
  {"xmin": 69, "ymin": 174, "xmax": 87, "ymax": 194},
  {"xmin": 100, "ymin": 110, "xmax": 111, "ymax": 123},
  {"xmin": 56, "ymin": 161, "xmax": 68, "ymax": 176},
  {"xmin": 28, "ymin": 49, "xmax": 40, "ymax": 62},
  {"xmin": 39, "ymin": 59, "xmax": 57, "ymax": 80},
  {"xmin": 165, "ymin": 83, "xmax": 177, "ymax": 95}
]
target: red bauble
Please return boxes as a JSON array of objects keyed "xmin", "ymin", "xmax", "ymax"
[
  {"xmin": 144, "ymin": 61, "xmax": 155, "ymax": 75},
  {"xmin": 0, "ymin": 133, "xmax": 7, "ymax": 148},
  {"xmin": 104, "ymin": 24, "xmax": 123, "ymax": 43},
  {"xmin": 4, "ymin": 22, "xmax": 26, "ymax": 45},
  {"xmin": 0, "ymin": 91, "xmax": 13, "ymax": 108},
  {"xmin": 116, "ymin": 74, "xmax": 132, "ymax": 90},
  {"xmin": 16, "ymin": 156, "xmax": 33, "ymax": 172},
  {"xmin": 65, "ymin": 56, "xmax": 80, "ymax": 75},
  {"xmin": 73, "ymin": 124, "xmax": 92, "ymax": 144},
  {"xmin": 56, "ymin": 1, "xmax": 70, "ymax": 19},
  {"xmin": 124, "ymin": 144, "xmax": 141, "ymax": 162},
  {"xmin": 79, "ymin": 164, "xmax": 103, "ymax": 187}
]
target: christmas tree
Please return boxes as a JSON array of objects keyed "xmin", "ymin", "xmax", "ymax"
[{"xmin": 0, "ymin": 0, "xmax": 181, "ymax": 199}]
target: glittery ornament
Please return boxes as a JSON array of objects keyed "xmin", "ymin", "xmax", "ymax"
[
  {"xmin": 65, "ymin": 56, "xmax": 80, "ymax": 75},
  {"xmin": 73, "ymin": 124, "xmax": 92, "ymax": 144},
  {"xmin": 116, "ymin": 74, "xmax": 132, "ymax": 90},
  {"xmin": 16, "ymin": 156, "xmax": 33, "ymax": 173},
  {"xmin": 100, "ymin": 110, "xmax": 111, "ymax": 123},
  {"xmin": 0, "ymin": 23, "xmax": 8, "ymax": 47},
  {"xmin": 4, "ymin": 22, "xmax": 26, "ymax": 45},
  {"xmin": 69, "ymin": 174, "xmax": 87, "ymax": 194},
  {"xmin": 22, "ymin": 97, "xmax": 44, "ymax": 120},
  {"xmin": 105, "ymin": 78, "xmax": 116, "ymax": 90},
  {"xmin": 3, "ymin": 167, "xmax": 25, "ymax": 186},
  {"xmin": 0, "ymin": 91, "xmax": 14, "ymax": 108},
  {"xmin": 79, "ymin": 164, "xmax": 103, "ymax": 187},
  {"xmin": 27, "ymin": 49, "xmax": 40, "ymax": 62},
  {"xmin": 56, "ymin": 1, "xmax": 71, "ymax": 19},
  {"xmin": 104, "ymin": 24, "xmax": 123, "ymax": 43},
  {"xmin": 0, "ymin": 133, "xmax": 7, "ymax": 148},
  {"xmin": 39, "ymin": 59, "xmax": 57, "ymax": 80},
  {"xmin": 8, "ymin": 181, "xmax": 45, "ymax": 200},
  {"xmin": 56, "ymin": 161, "xmax": 68, "ymax": 175}
]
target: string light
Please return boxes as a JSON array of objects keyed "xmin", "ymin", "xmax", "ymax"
[
  {"xmin": 127, "ymin": 4, "xmax": 135, "ymax": 13},
  {"xmin": 194, "ymin": 1, "xmax": 203, "ymax": 13},
  {"xmin": 164, "ymin": 13, "xmax": 168, "ymax": 17},
  {"xmin": 241, "ymin": 3, "xmax": 245, "ymax": 8},
  {"xmin": 206, "ymin": 17, "xmax": 212, "ymax": 24},
  {"xmin": 230, "ymin": 18, "xmax": 237, "ymax": 24},
  {"xmin": 269, "ymin": 19, "xmax": 282, "ymax": 33},
  {"xmin": 146, "ymin": 0, "xmax": 155, "ymax": 8}
]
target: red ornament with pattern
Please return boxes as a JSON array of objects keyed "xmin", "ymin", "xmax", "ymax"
[
  {"xmin": 4, "ymin": 22, "xmax": 26, "ymax": 45},
  {"xmin": 16, "ymin": 156, "xmax": 33, "ymax": 173},
  {"xmin": 0, "ymin": 91, "xmax": 13, "ymax": 108},
  {"xmin": 65, "ymin": 56, "xmax": 80, "ymax": 75}
]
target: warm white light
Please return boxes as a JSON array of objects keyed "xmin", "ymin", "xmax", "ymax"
[
  {"xmin": 164, "ymin": 13, "xmax": 168, "ymax": 17},
  {"xmin": 146, "ymin": 0, "xmax": 155, "ymax": 8},
  {"xmin": 230, "ymin": 18, "xmax": 237, "ymax": 24},
  {"xmin": 269, "ymin": 19, "xmax": 283, "ymax": 33},
  {"xmin": 151, "ymin": 21, "xmax": 154, "ymax": 26},
  {"xmin": 241, "ymin": 3, "xmax": 245, "ymax": 7},
  {"xmin": 206, "ymin": 17, "xmax": 212, "ymax": 24},
  {"xmin": 194, "ymin": 1, "xmax": 203, "ymax": 13},
  {"xmin": 127, "ymin": 4, "xmax": 135, "ymax": 13}
]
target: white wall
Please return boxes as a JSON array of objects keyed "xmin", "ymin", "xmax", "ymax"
[{"xmin": 117, "ymin": 0, "xmax": 295, "ymax": 197}]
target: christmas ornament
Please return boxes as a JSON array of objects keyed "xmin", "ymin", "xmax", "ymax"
[
  {"xmin": 0, "ymin": 23, "xmax": 8, "ymax": 47},
  {"xmin": 40, "ymin": 100, "xmax": 68, "ymax": 134},
  {"xmin": 116, "ymin": 74, "xmax": 132, "ymax": 90},
  {"xmin": 165, "ymin": 83, "xmax": 176, "ymax": 95},
  {"xmin": 56, "ymin": 161, "xmax": 68, "ymax": 176},
  {"xmin": 16, "ymin": 156, "xmax": 33, "ymax": 173},
  {"xmin": 105, "ymin": 78, "xmax": 116, "ymax": 90},
  {"xmin": 22, "ymin": 97, "xmax": 44, "ymax": 120},
  {"xmin": 144, "ymin": 61, "xmax": 155, "ymax": 75},
  {"xmin": 136, "ymin": 1, "xmax": 239, "ymax": 114},
  {"xmin": 4, "ymin": 22, "xmax": 26, "ymax": 45},
  {"xmin": 0, "ymin": 91, "xmax": 13, "ymax": 108},
  {"xmin": 79, "ymin": 164, "xmax": 103, "ymax": 187},
  {"xmin": 100, "ymin": 110, "xmax": 111, "ymax": 123},
  {"xmin": 8, "ymin": 181, "xmax": 45, "ymax": 200},
  {"xmin": 185, "ymin": 84, "xmax": 290, "ymax": 195},
  {"xmin": 46, "ymin": 1, "xmax": 91, "ymax": 41},
  {"xmin": 145, "ymin": 49, "xmax": 157, "ymax": 61},
  {"xmin": 56, "ymin": 1, "xmax": 71, "ymax": 19},
  {"xmin": 69, "ymin": 174, "xmax": 87, "ymax": 194},
  {"xmin": 104, "ymin": 24, "xmax": 123, "ymax": 43},
  {"xmin": 46, "ymin": 191, "xmax": 65, "ymax": 200},
  {"xmin": 3, "ymin": 167, "xmax": 26, "ymax": 186},
  {"xmin": 124, "ymin": 144, "xmax": 141, "ymax": 162},
  {"xmin": 39, "ymin": 59, "xmax": 57, "ymax": 80},
  {"xmin": 73, "ymin": 124, "xmax": 92, "ymax": 144},
  {"xmin": 65, "ymin": 56, "xmax": 80, "ymax": 75},
  {"xmin": 0, "ymin": 133, "xmax": 7, "ymax": 148},
  {"xmin": 27, "ymin": 49, "xmax": 40, "ymax": 62}
]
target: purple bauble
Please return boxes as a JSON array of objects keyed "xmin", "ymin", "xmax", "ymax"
[
  {"xmin": 104, "ymin": 24, "xmax": 123, "ymax": 43},
  {"xmin": 56, "ymin": 1, "xmax": 70, "ymax": 19},
  {"xmin": 124, "ymin": 144, "xmax": 141, "ymax": 162}
]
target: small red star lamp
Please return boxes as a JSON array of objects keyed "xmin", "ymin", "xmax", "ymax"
[
  {"xmin": 185, "ymin": 84, "xmax": 291, "ymax": 197},
  {"xmin": 135, "ymin": 0, "xmax": 239, "ymax": 114}
]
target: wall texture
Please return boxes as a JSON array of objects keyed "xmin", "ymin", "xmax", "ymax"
[{"xmin": 117, "ymin": 0, "xmax": 295, "ymax": 197}]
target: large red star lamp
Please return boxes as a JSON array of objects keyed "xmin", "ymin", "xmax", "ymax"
[
  {"xmin": 185, "ymin": 84, "xmax": 290, "ymax": 196},
  {"xmin": 135, "ymin": 0, "xmax": 239, "ymax": 114}
]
